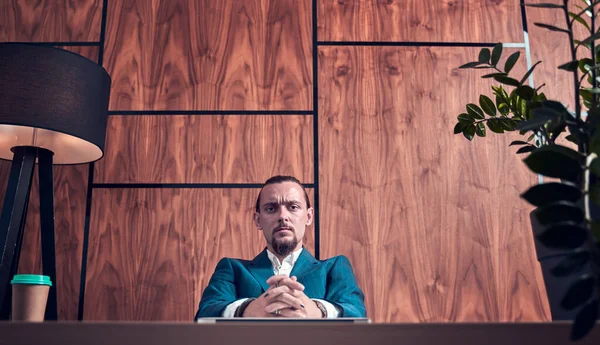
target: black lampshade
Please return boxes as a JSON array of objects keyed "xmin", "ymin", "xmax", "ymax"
[{"xmin": 0, "ymin": 43, "xmax": 111, "ymax": 164}]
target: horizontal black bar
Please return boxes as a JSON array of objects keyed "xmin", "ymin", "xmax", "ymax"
[
  {"xmin": 3, "ymin": 41, "xmax": 101, "ymax": 47},
  {"xmin": 109, "ymin": 110, "xmax": 314, "ymax": 116},
  {"xmin": 93, "ymin": 183, "xmax": 316, "ymax": 189},
  {"xmin": 317, "ymin": 41, "xmax": 505, "ymax": 47}
]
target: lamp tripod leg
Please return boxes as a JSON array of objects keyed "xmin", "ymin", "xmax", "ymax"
[
  {"xmin": 0, "ymin": 146, "xmax": 37, "ymax": 320},
  {"xmin": 38, "ymin": 148, "xmax": 57, "ymax": 321}
]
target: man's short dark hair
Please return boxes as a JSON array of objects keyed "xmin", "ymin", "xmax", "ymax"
[{"xmin": 255, "ymin": 175, "xmax": 311, "ymax": 213}]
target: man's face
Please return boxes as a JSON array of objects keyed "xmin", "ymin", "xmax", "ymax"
[{"xmin": 254, "ymin": 181, "xmax": 313, "ymax": 256}]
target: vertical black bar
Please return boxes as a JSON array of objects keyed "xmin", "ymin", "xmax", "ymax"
[
  {"xmin": 97, "ymin": 0, "xmax": 109, "ymax": 67},
  {"xmin": 312, "ymin": 0, "xmax": 320, "ymax": 259},
  {"xmin": 519, "ymin": 0, "xmax": 529, "ymax": 34},
  {"xmin": 77, "ymin": 164, "xmax": 94, "ymax": 321},
  {"xmin": 0, "ymin": 146, "xmax": 37, "ymax": 319},
  {"xmin": 38, "ymin": 148, "xmax": 57, "ymax": 321},
  {"xmin": 78, "ymin": 0, "xmax": 109, "ymax": 321}
]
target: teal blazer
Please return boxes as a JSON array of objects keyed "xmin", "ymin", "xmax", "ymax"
[{"xmin": 195, "ymin": 248, "xmax": 366, "ymax": 319}]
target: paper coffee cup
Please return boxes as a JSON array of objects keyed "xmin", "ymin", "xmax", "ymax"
[{"xmin": 10, "ymin": 274, "xmax": 52, "ymax": 321}]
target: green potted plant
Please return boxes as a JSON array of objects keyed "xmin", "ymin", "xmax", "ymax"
[{"xmin": 454, "ymin": 0, "xmax": 599, "ymax": 340}]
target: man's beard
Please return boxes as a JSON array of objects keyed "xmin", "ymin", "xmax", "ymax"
[{"xmin": 271, "ymin": 234, "xmax": 299, "ymax": 257}]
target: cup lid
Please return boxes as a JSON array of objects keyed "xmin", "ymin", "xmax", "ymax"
[{"xmin": 11, "ymin": 274, "xmax": 52, "ymax": 286}]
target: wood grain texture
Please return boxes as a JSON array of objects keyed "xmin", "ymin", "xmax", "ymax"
[
  {"xmin": 83, "ymin": 188, "xmax": 314, "ymax": 321},
  {"xmin": 94, "ymin": 115, "xmax": 313, "ymax": 183},
  {"xmin": 104, "ymin": 0, "xmax": 312, "ymax": 111},
  {"xmin": 0, "ymin": 0, "xmax": 102, "ymax": 42},
  {"xmin": 318, "ymin": 46, "xmax": 550, "ymax": 322},
  {"xmin": 0, "ymin": 47, "xmax": 98, "ymax": 321},
  {"xmin": 317, "ymin": 0, "xmax": 522, "ymax": 43},
  {"xmin": 526, "ymin": 0, "xmax": 589, "ymax": 112}
]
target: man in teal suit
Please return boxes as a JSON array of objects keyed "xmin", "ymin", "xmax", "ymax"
[{"xmin": 195, "ymin": 175, "xmax": 366, "ymax": 319}]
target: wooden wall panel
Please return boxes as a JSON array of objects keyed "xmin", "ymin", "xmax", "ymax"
[
  {"xmin": 95, "ymin": 115, "xmax": 313, "ymax": 183},
  {"xmin": 104, "ymin": 0, "xmax": 312, "ymax": 111},
  {"xmin": 0, "ymin": 46, "xmax": 98, "ymax": 321},
  {"xmin": 317, "ymin": 0, "xmax": 522, "ymax": 43},
  {"xmin": 83, "ymin": 188, "xmax": 315, "ymax": 321},
  {"xmin": 525, "ymin": 0, "xmax": 589, "ymax": 110},
  {"xmin": 0, "ymin": 0, "xmax": 102, "ymax": 42},
  {"xmin": 318, "ymin": 46, "xmax": 550, "ymax": 322}
]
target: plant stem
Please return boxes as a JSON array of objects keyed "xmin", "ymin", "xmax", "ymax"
[{"xmin": 564, "ymin": 0, "xmax": 583, "ymax": 144}]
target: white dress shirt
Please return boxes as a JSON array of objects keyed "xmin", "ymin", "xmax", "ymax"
[{"xmin": 222, "ymin": 247, "xmax": 340, "ymax": 318}]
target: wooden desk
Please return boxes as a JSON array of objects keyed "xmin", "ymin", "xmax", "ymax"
[{"xmin": 1, "ymin": 322, "xmax": 599, "ymax": 345}]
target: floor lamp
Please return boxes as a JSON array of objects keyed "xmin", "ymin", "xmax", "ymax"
[{"xmin": 0, "ymin": 43, "xmax": 111, "ymax": 320}]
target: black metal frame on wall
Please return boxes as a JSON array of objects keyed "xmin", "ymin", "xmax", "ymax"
[{"xmin": 4, "ymin": 0, "xmax": 535, "ymax": 320}]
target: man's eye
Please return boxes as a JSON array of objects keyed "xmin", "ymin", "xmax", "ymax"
[
  {"xmin": 290, "ymin": 205, "xmax": 299, "ymax": 210},
  {"xmin": 265, "ymin": 207, "xmax": 275, "ymax": 212}
]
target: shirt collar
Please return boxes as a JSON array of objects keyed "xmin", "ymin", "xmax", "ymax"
[{"xmin": 266, "ymin": 247, "xmax": 303, "ymax": 269}]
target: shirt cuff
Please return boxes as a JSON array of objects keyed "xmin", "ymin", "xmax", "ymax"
[
  {"xmin": 222, "ymin": 298, "xmax": 249, "ymax": 317},
  {"xmin": 313, "ymin": 299, "xmax": 340, "ymax": 318}
]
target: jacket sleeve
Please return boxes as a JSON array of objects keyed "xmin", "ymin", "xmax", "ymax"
[
  {"xmin": 323, "ymin": 255, "xmax": 367, "ymax": 318},
  {"xmin": 194, "ymin": 258, "xmax": 238, "ymax": 319}
]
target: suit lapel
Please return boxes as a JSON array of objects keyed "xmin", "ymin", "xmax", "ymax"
[
  {"xmin": 290, "ymin": 248, "xmax": 320, "ymax": 281},
  {"xmin": 247, "ymin": 249, "xmax": 272, "ymax": 292}
]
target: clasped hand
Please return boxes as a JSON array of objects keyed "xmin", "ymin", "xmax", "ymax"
[{"xmin": 242, "ymin": 274, "xmax": 322, "ymax": 318}]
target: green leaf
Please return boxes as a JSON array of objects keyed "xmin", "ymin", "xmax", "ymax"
[
  {"xmin": 584, "ymin": 87, "xmax": 600, "ymax": 94},
  {"xmin": 589, "ymin": 184, "xmax": 600, "ymax": 206},
  {"xmin": 523, "ymin": 3, "xmax": 564, "ymax": 8},
  {"xmin": 578, "ymin": 31, "xmax": 600, "ymax": 50},
  {"xmin": 521, "ymin": 181, "xmax": 582, "ymax": 207},
  {"xmin": 478, "ymin": 48, "xmax": 491, "ymax": 64},
  {"xmin": 516, "ymin": 146, "xmax": 536, "ymax": 154},
  {"xmin": 519, "ymin": 61, "xmax": 541, "ymax": 85},
  {"xmin": 523, "ymin": 145, "xmax": 584, "ymax": 181},
  {"xmin": 495, "ymin": 75, "xmax": 521, "ymax": 87},
  {"xmin": 590, "ymin": 157, "xmax": 600, "ymax": 176},
  {"xmin": 581, "ymin": 89, "xmax": 593, "ymax": 102},
  {"xmin": 570, "ymin": 300, "xmax": 598, "ymax": 341},
  {"xmin": 590, "ymin": 133, "xmax": 600, "ymax": 155},
  {"xmin": 534, "ymin": 22, "xmax": 570, "ymax": 34},
  {"xmin": 532, "ymin": 201, "xmax": 584, "ymax": 225},
  {"xmin": 504, "ymin": 52, "xmax": 520, "ymax": 73},
  {"xmin": 536, "ymin": 100, "xmax": 568, "ymax": 116},
  {"xmin": 536, "ymin": 222, "xmax": 588, "ymax": 249},
  {"xmin": 592, "ymin": 221, "xmax": 600, "ymax": 241},
  {"xmin": 498, "ymin": 103, "xmax": 510, "ymax": 115},
  {"xmin": 453, "ymin": 122, "xmax": 468, "ymax": 134},
  {"xmin": 499, "ymin": 118, "xmax": 518, "ymax": 130},
  {"xmin": 578, "ymin": 58, "xmax": 593, "ymax": 73},
  {"xmin": 479, "ymin": 95, "xmax": 496, "ymax": 116},
  {"xmin": 466, "ymin": 103, "xmax": 485, "ymax": 120},
  {"xmin": 566, "ymin": 134, "xmax": 581, "ymax": 145},
  {"xmin": 516, "ymin": 85, "xmax": 535, "ymax": 101},
  {"xmin": 482, "ymin": 72, "xmax": 508, "ymax": 79},
  {"xmin": 463, "ymin": 124, "xmax": 476, "ymax": 140},
  {"xmin": 551, "ymin": 250, "xmax": 591, "ymax": 276},
  {"xmin": 558, "ymin": 60, "xmax": 580, "ymax": 71},
  {"xmin": 569, "ymin": 12, "xmax": 591, "ymax": 31},
  {"xmin": 516, "ymin": 115, "xmax": 553, "ymax": 131},
  {"xmin": 459, "ymin": 61, "xmax": 484, "ymax": 69},
  {"xmin": 457, "ymin": 113, "xmax": 475, "ymax": 124},
  {"xmin": 492, "ymin": 85, "xmax": 509, "ymax": 100},
  {"xmin": 561, "ymin": 275, "xmax": 595, "ymax": 310},
  {"xmin": 509, "ymin": 140, "xmax": 529, "ymax": 146},
  {"xmin": 491, "ymin": 43, "xmax": 502, "ymax": 66},
  {"xmin": 475, "ymin": 122, "xmax": 486, "ymax": 137},
  {"xmin": 486, "ymin": 118, "xmax": 505, "ymax": 133}
]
